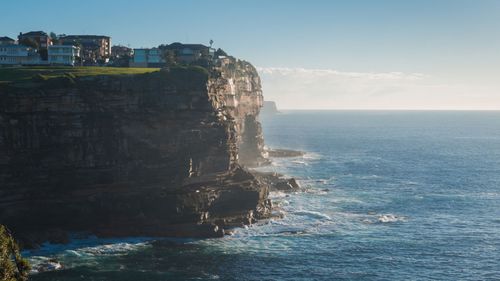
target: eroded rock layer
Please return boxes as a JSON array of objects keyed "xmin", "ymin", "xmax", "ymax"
[{"xmin": 0, "ymin": 60, "xmax": 270, "ymax": 244}]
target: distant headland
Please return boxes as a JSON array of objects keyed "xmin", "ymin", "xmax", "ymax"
[{"xmin": 261, "ymin": 100, "xmax": 280, "ymax": 115}]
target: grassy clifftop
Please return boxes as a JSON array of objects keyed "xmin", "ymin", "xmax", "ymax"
[{"xmin": 0, "ymin": 66, "xmax": 160, "ymax": 83}]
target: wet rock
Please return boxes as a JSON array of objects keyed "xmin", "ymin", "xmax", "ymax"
[
  {"xmin": 266, "ymin": 149, "xmax": 305, "ymax": 158},
  {"xmin": 36, "ymin": 258, "xmax": 63, "ymax": 273},
  {"xmin": 252, "ymin": 171, "xmax": 300, "ymax": 192},
  {"xmin": 274, "ymin": 178, "xmax": 301, "ymax": 191}
]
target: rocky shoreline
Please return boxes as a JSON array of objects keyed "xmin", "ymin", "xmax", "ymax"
[
  {"xmin": 26, "ymin": 146, "xmax": 305, "ymax": 273},
  {"xmin": 15, "ymin": 147, "xmax": 304, "ymax": 251},
  {"xmin": 253, "ymin": 171, "xmax": 301, "ymax": 191}
]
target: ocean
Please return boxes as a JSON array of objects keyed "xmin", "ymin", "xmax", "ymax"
[{"xmin": 27, "ymin": 110, "xmax": 500, "ymax": 280}]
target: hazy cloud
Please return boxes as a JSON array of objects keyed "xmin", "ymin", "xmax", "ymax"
[
  {"xmin": 256, "ymin": 67, "xmax": 499, "ymax": 110},
  {"xmin": 258, "ymin": 67, "xmax": 426, "ymax": 81}
]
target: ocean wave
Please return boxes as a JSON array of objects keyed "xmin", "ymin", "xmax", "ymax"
[
  {"xmin": 477, "ymin": 192, "xmax": 500, "ymax": 199},
  {"xmin": 293, "ymin": 210, "xmax": 332, "ymax": 220},
  {"xmin": 377, "ymin": 214, "xmax": 406, "ymax": 223},
  {"xmin": 401, "ymin": 180, "xmax": 419, "ymax": 186},
  {"xmin": 74, "ymin": 241, "xmax": 151, "ymax": 256},
  {"xmin": 304, "ymin": 188, "xmax": 329, "ymax": 195},
  {"xmin": 273, "ymin": 199, "xmax": 290, "ymax": 207},
  {"xmin": 29, "ymin": 256, "xmax": 64, "ymax": 274},
  {"xmin": 269, "ymin": 191, "xmax": 292, "ymax": 199},
  {"xmin": 302, "ymin": 152, "xmax": 322, "ymax": 160},
  {"xmin": 26, "ymin": 237, "xmax": 154, "ymax": 274},
  {"xmin": 359, "ymin": 174, "xmax": 382, "ymax": 180}
]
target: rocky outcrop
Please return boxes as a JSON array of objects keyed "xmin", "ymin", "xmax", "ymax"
[
  {"xmin": 253, "ymin": 172, "xmax": 301, "ymax": 192},
  {"xmin": 260, "ymin": 101, "xmax": 280, "ymax": 116},
  {"xmin": 0, "ymin": 61, "xmax": 271, "ymax": 246},
  {"xmin": 210, "ymin": 58, "xmax": 269, "ymax": 167},
  {"xmin": 267, "ymin": 149, "xmax": 305, "ymax": 158}
]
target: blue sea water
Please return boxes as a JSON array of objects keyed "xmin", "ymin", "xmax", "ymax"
[{"xmin": 28, "ymin": 110, "xmax": 500, "ymax": 280}]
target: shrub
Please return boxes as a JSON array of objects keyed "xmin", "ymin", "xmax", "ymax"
[{"xmin": 0, "ymin": 225, "xmax": 30, "ymax": 281}]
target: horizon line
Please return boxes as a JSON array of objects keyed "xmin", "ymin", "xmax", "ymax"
[{"xmin": 274, "ymin": 108, "xmax": 500, "ymax": 111}]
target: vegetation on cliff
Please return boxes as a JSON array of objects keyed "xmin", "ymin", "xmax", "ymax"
[
  {"xmin": 0, "ymin": 225, "xmax": 30, "ymax": 281},
  {"xmin": 0, "ymin": 66, "xmax": 160, "ymax": 84}
]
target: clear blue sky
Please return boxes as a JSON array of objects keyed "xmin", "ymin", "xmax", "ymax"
[{"xmin": 2, "ymin": 0, "xmax": 499, "ymax": 109}]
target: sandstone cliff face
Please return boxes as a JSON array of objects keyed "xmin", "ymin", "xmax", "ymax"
[
  {"xmin": 0, "ymin": 62, "xmax": 270, "ymax": 244},
  {"xmin": 209, "ymin": 58, "xmax": 268, "ymax": 167}
]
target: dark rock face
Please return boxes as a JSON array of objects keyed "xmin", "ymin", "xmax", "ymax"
[
  {"xmin": 274, "ymin": 178, "xmax": 301, "ymax": 191},
  {"xmin": 253, "ymin": 172, "xmax": 301, "ymax": 192},
  {"xmin": 0, "ymin": 62, "xmax": 271, "ymax": 244}
]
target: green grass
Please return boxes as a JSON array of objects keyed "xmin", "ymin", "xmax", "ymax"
[{"xmin": 0, "ymin": 66, "xmax": 160, "ymax": 83}]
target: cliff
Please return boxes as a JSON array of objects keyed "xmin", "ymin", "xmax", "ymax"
[
  {"xmin": 210, "ymin": 58, "xmax": 269, "ymax": 167},
  {"xmin": 0, "ymin": 60, "xmax": 271, "ymax": 245}
]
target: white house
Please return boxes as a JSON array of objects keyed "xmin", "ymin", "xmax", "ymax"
[
  {"xmin": 0, "ymin": 44, "xmax": 41, "ymax": 65},
  {"xmin": 130, "ymin": 48, "xmax": 164, "ymax": 67},
  {"xmin": 48, "ymin": 45, "xmax": 80, "ymax": 66}
]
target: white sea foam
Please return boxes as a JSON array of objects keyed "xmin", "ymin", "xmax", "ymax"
[
  {"xmin": 302, "ymin": 152, "xmax": 322, "ymax": 160},
  {"xmin": 304, "ymin": 188, "xmax": 328, "ymax": 195},
  {"xmin": 28, "ymin": 256, "xmax": 64, "ymax": 274},
  {"xmin": 477, "ymin": 192, "xmax": 500, "ymax": 199},
  {"xmin": 274, "ymin": 199, "xmax": 290, "ymax": 207},
  {"xmin": 294, "ymin": 210, "xmax": 332, "ymax": 220},
  {"xmin": 75, "ymin": 241, "xmax": 150, "ymax": 256},
  {"xmin": 269, "ymin": 191, "xmax": 289, "ymax": 199},
  {"xmin": 325, "ymin": 196, "xmax": 364, "ymax": 204},
  {"xmin": 26, "ymin": 237, "xmax": 154, "ymax": 273},
  {"xmin": 360, "ymin": 174, "xmax": 381, "ymax": 180},
  {"xmin": 377, "ymin": 214, "xmax": 406, "ymax": 223},
  {"xmin": 402, "ymin": 180, "xmax": 419, "ymax": 186}
]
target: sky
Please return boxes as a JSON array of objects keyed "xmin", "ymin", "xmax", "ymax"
[{"xmin": 1, "ymin": 0, "xmax": 499, "ymax": 109}]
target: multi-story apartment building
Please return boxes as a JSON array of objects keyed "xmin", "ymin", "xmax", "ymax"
[
  {"xmin": 130, "ymin": 48, "xmax": 164, "ymax": 67},
  {"xmin": 48, "ymin": 45, "xmax": 80, "ymax": 66},
  {"xmin": 18, "ymin": 31, "xmax": 52, "ymax": 49},
  {"xmin": 0, "ymin": 44, "xmax": 42, "ymax": 65},
  {"xmin": 59, "ymin": 35, "xmax": 111, "ymax": 64}
]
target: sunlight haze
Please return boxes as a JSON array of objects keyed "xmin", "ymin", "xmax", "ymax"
[{"xmin": 2, "ymin": 0, "xmax": 499, "ymax": 109}]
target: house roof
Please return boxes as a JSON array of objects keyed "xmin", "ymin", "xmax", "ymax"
[
  {"xmin": 163, "ymin": 42, "xmax": 208, "ymax": 50},
  {"xmin": 0, "ymin": 36, "xmax": 15, "ymax": 42},
  {"xmin": 19, "ymin": 31, "xmax": 48, "ymax": 37},
  {"xmin": 61, "ymin": 35, "xmax": 110, "ymax": 39}
]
